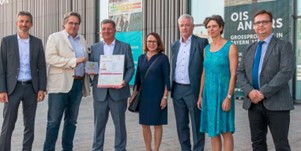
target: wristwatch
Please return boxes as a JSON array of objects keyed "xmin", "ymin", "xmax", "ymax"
[
  {"xmin": 163, "ymin": 96, "xmax": 168, "ymax": 99},
  {"xmin": 227, "ymin": 94, "xmax": 232, "ymax": 99}
]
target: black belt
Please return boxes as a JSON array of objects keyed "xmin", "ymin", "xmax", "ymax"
[
  {"xmin": 73, "ymin": 76, "xmax": 85, "ymax": 80},
  {"xmin": 17, "ymin": 80, "xmax": 32, "ymax": 85},
  {"xmin": 175, "ymin": 82, "xmax": 190, "ymax": 86}
]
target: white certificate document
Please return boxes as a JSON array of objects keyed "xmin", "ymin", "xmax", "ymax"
[{"xmin": 97, "ymin": 55, "xmax": 125, "ymax": 88}]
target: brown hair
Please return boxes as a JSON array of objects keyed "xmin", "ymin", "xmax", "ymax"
[
  {"xmin": 17, "ymin": 11, "xmax": 33, "ymax": 23},
  {"xmin": 253, "ymin": 10, "xmax": 273, "ymax": 21},
  {"xmin": 101, "ymin": 19, "xmax": 116, "ymax": 29},
  {"xmin": 203, "ymin": 15, "xmax": 225, "ymax": 34},
  {"xmin": 143, "ymin": 32, "xmax": 165, "ymax": 52},
  {"xmin": 63, "ymin": 12, "xmax": 81, "ymax": 25}
]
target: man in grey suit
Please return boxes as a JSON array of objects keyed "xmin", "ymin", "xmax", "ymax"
[
  {"xmin": 90, "ymin": 19, "xmax": 134, "ymax": 151},
  {"xmin": 171, "ymin": 14, "xmax": 208, "ymax": 151},
  {"xmin": 0, "ymin": 11, "xmax": 47, "ymax": 151},
  {"xmin": 237, "ymin": 10, "xmax": 295, "ymax": 151}
]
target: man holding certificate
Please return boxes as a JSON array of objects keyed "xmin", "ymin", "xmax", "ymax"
[{"xmin": 90, "ymin": 19, "xmax": 134, "ymax": 151}]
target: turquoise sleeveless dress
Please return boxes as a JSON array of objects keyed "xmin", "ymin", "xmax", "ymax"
[{"xmin": 200, "ymin": 41, "xmax": 235, "ymax": 137}]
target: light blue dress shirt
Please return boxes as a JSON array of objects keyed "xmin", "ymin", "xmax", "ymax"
[
  {"xmin": 65, "ymin": 31, "xmax": 85, "ymax": 77},
  {"xmin": 17, "ymin": 34, "xmax": 32, "ymax": 81},
  {"xmin": 257, "ymin": 34, "xmax": 273, "ymax": 87}
]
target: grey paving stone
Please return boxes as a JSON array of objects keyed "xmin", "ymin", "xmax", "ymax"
[{"xmin": 0, "ymin": 95, "xmax": 300, "ymax": 151}]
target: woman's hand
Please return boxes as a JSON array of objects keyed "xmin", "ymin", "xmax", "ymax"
[
  {"xmin": 160, "ymin": 98, "xmax": 167, "ymax": 110},
  {"xmin": 197, "ymin": 97, "xmax": 202, "ymax": 110},
  {"xmin": 222, "ymin": 98, "xmax": 231, "ymax": 111}
]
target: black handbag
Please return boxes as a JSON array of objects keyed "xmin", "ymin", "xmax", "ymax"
[{"xmin": 128, "ymin": 55, "xmax": 160, "ymax": 112}]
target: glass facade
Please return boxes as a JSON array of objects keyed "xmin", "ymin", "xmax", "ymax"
[
  {"xmin": 191, "ymin": 0, "xmax": 224, "ymax": 38},
  {"xmin": 98, "ymin": 0, "xmax": 300, "ymax": 100}
]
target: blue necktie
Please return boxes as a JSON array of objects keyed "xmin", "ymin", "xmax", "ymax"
[{"xmin": 252, "ymin": 41, "xmax": 264, "ymax": 90}]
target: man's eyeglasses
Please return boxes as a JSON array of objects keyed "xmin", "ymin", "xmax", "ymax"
[
  {"xmin": 253, "ymin": 20, "xmax": 272, "ymax": 26},
  {"xmin": 68, "ymin": 22, "xmax": 80, "ymax": 26}
]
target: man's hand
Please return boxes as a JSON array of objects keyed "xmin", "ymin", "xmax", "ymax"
[
  {"xmin": 113, "ymin": 81, "xmax": 126, "ymax": 89},
  {"xmin": 76, "ymin": 57, "xmax": 87, "ymax": 65},
  {"xmin": 248, "ymin": 90, "xmax": 264, "ymax": 104},
  {"xmin": 0, "ymin": 92, "xmax": 8, "ymax": 103},
  {"xmin": 37, "ymin": 90, "xmax": 45, "ymax": 102}
]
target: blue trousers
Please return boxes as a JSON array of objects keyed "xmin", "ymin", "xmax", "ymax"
[{"xmin": 43, "ymin": 80, "xmax": 83, "ymax": 151}]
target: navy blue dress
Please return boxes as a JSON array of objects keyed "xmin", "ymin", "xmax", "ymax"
[{"xmin": 134, "ymin": 53, "xmax": 170, "ymax": 125}]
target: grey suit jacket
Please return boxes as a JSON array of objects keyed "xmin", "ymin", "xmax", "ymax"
[
  {"xmin": 171, "ymin": 35, "xmax": 208, "ymax": 98},
  {"xmin": 0, "ymin": 34, "xmax": 47, "ymax": 95},
  {"xmin": 90, "ymin": 39, "xmax": 134, "ymax": 101},
  {"xmin": 237, "ymin": 35, "xmax": 295, "ymax": 111}
]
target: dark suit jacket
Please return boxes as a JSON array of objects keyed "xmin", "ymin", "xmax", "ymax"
[
  {"xmin": 90, "ymin": 39, "xmax": 134, "ymax": 101},
  {"xmin": 0, "ymin": 34, "xmax": 47, "ymax": 95},
  {"xmin": 237, "ymin": 35, "xmax": 295, "ymax": 111},
  {"xmin": 171, "ymin": 35, "xmax": 208, "ymax": 98}
]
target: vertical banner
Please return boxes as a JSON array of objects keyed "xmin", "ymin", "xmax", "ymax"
[
  {"xmin": 224, "ymin": 0, "xmax": 290, "ymax": 98},
  {"xmin": 108, "ymin": 0, "xmax": 143, "ymax": 85}
]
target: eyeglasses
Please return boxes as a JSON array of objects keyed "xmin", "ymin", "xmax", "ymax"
[
  {"xmin": 147, "ymin": 40, "xmax": 157, "ymax": 44},
  {"xmin": 68, "ymin": 22, "xmax": 80, "ymax": 26},
  {"xmin": 253, "ymin": 20, "xmax": 271, "ymax": 26}
]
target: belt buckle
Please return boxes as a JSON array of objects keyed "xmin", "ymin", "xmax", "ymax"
[{"xmin": 19, "ymin": 80, "xmax": 30, "ymax": 85}]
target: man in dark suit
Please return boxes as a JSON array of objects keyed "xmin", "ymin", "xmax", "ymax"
[
  {"xmin": 237, "ymin": 10, "xmax": 295, "ymax": 151},
  {"xmin": 171, "ymin": 14, "xmax": 208, "ymax": 151},
  {"xmin": 90, "ymin": 19, "xmax": 134, "ymax": 151},
  {"xmin": 0, "ymin": 11, "xmax": 47, "ymax": 151}
]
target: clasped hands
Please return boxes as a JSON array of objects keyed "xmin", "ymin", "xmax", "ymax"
[{"xmin": 248, "ymin": 89, "xmax": 264, "ymax": 104}]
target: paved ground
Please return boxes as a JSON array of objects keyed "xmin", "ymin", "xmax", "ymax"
[{"xmin": 0, "ymin": 95, "xmax": 301, "ymax": 151}]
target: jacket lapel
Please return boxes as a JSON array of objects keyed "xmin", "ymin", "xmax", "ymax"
[
  {"xmin": 29, "ymin": 35, "xmax": 34, "ymax": 68},
  {"xmin": 13, "ymin": 34, "xmax": 21, "ymax": 67},
  {"xmin": 61, "ymin": 31, "xmax": 73, "ymax": 50},
  {"xmin": 189, "ymin": 35, "xmax": 196, "ymax": 65},
  {"xmin": 113, "ymin": 40, "xmax": 120, "ymax": 55},
  {"xmin": 261, "ymin": 36, "xmax": 276, "ymax": 70},
  {"xmin": 172, "ymin": 41, "xmax": 180, "ymax": 70}
]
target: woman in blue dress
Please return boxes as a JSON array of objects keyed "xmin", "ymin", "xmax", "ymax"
[
  {"xmin": 197, "ymin": 15, "xmax": 238, "ymax": 151},
  {"xmin": 132, "ymin": 32, "xmax": 170, "ymax": 151}
]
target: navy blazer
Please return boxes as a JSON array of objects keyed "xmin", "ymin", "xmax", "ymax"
[{"xmin": 171, "ymin": 35, "xmax": 208, "ymax": 98}]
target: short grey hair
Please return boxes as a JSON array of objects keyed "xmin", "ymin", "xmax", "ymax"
[
  {"xmin": 178, "ymin": 14, "xmax": 194, "ymax": 25},
  {"xmin": 178, "ymin": 14, "xmax": 194, "ymax": 24},
  {"xmin": 101, "ymin": 19, "xmax": 116, "ymax": 29}
]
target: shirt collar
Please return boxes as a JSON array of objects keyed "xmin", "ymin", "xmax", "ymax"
[
  {"xmin": 180, "ymin": 35, "xmax": 192, "ymax": 44},
  {"xmin": 104, "ymin": 39, "xmax": 116, "ymax": 46},
  {"xmin": 63, "ymin": 30, "xmax": 80, "ymax": 40},
  {"xmin": 258, "ymin": 33, "xmax": 273, "ymax": 44},
  {"xmin": 17, "ymin": 34, "xmax": 30, "ymax": 43}
]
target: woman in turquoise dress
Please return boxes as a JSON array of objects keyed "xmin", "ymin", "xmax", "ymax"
[{"xmin": 197, "ymin": 15, "xmax": 238, "ymax": 151}]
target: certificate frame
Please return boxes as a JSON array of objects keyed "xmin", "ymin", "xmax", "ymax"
[{"xmin": 97, "ymin": 55, "xmax": 125, "ymax": 88}]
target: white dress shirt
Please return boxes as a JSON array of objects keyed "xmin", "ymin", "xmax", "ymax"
[
  {"xmin": 104, "ymin": 39, "xmax": 116, "ymax": 55},
  {"xmin": 175, "ymin": 36, "xmax": 192, "ymax": 84}
]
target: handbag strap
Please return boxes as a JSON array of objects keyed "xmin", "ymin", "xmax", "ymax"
[{"xmin": 137, "ymin": 54, "xmax": 160, "ymax": 91}]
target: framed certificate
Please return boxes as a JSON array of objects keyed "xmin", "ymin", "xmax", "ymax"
[
  {"xmin": 85, "ymin": 61, "xmax": 99, "ymax": 74},
  {"xmin": 97, "ymin": 55, "xmax": 125, "ymax": 88}
]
